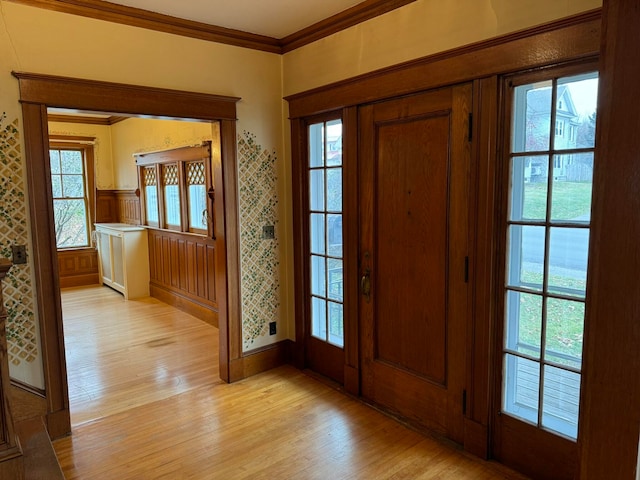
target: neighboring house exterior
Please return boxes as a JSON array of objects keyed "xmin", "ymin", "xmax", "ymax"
[{"xmin": 524, "ymin": 85, "xmax": 593, "ymax": 183}]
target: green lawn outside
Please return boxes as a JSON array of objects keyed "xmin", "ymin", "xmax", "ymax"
[
  {"xmin": 521, "ymin": 181, "xmax": 592, "ymax": 220},
  {"xmin": 513, "ymin": 181, "xmax": 591, "ymax": 367}
]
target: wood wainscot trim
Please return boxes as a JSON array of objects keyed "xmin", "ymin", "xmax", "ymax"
[
  {"xmin": 286, "ymin": 9, "xmax": 601, "ymax": 118},
  {"xmin": 57, "ymin": 248, "xmax": 100, "ymax": 289},
  {"xmin": 147, "ymin": 228, "xmax": 218, "ymax": 327},
  {"xmin": 228, "ymin": 340, "xmax": 292, "ymax": 382},
  {"xmin": 95, "ymin": 190, "xmax": 117, "ymax": 223},
  {"xmin": 114, "ymin": 190, "xmax": 140, "ymax": 225},
  {"xmin": 150, "ymin": 284, "xmax": 218, "ymax": 328},
  {"xmin": 97, "ymin": 189, "xmax": 139, "ymax": 226}
]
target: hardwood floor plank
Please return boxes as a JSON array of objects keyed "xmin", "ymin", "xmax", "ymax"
[{"xmin": 53, "ymin": 285, "xmax": 528, "ymax": 479}]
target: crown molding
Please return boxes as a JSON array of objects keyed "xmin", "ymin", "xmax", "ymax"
[
  {"xmin": 47, "ymin": 113, "xmax": 129, "ymax": 125},
  {"xmin": 5, "ymin": 0, "xmax": 418, "ymax": 54},
  {"xmin": 280, "ymin": 0, "xmax": 417, "ymax": 53},
  {"xmin": 6, "ymin": 0, "xmax": 282, "ymax": 53}
]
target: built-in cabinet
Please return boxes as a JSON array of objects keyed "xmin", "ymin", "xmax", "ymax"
[{"xmin": 95, "ymin": 223, "xmax": 150, "ymax": 299}]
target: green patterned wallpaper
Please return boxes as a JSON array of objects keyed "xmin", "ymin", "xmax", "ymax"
[
  {"xmin": 237, "ymin": 132, "xmax": 281, "ymax": 351},
  {"xmin": 0, "ymin": 114, "xmax": 39, "ymax": 367}
]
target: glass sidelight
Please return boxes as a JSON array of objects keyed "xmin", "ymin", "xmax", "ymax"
[
  {"xmin": 502, "ymin": 71, "xmax": 598, "ymax": 439},
  {"xmin": 308, "ymin": 119, "xmax": 344, "ymax": 347}
]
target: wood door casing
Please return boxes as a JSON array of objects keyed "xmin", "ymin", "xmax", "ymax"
[{"xmin": 359, "ymin": 85, "xmax": 471, "ymax": 443}]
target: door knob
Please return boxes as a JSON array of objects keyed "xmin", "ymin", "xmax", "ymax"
[{"xmin": 361, "ymin": 268, "xmax": 371, "ymax": 303}]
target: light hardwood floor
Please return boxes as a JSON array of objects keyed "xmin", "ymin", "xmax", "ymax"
[{"xmin": 53, "ymin": 285, "xmax": 528, "ymax": 479}]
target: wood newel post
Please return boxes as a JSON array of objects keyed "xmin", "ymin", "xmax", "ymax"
[{"xmin": 0, "ymin": 259, "xmax": 18, "ymax": 453}]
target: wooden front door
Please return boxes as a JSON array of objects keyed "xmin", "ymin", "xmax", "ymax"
[{"xmin": 359, "ymin": 85, "xmax": 471, "ymax": 443}]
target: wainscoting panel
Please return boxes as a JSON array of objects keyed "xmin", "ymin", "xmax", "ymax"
[
  {"xmin": 147, "ymin": 229, "xmax": 218, "ymax": 326},
  {"xmin": 96, "ymin": 190, "xmax": 140, "ymax": 225},
  {"xmin": 115, "ymin": 191, "xmax": 140, "ymax": 225},
  {"xmin": 95, "ymin": 190, "xmax": 117, "ymax": 223},
  {"xmin": 57, "ymin": 249, "xmax": 99, "ymax": 288}
]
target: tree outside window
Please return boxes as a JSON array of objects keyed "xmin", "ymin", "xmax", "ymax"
[{"xmin": 49, "ymin": 143, "xmax": 95, "ymax": 249}]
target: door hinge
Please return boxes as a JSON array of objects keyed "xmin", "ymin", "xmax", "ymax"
[
  {"xmin": 462, "ymin": 389, "xmax": 467, "ymax": 415},
  {"xmin": 464, "ymin": 256, "xmax": 469, "ymax": 283},
  {"xmin": 468, "ymin": 113, "xmax": 473, "ymax": 141}
]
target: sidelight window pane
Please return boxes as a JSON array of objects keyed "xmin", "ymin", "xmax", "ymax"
[
  {"xmin": 550, "ymin": 153, "xmax": 593, "ymax": 222},
  {"xmin": 505, "ymin": 290, "xmax": 542, "ymax": 358},
  {"xmin": 307, "ymin": 118, "xmax": 344, "ymax": 350},
  {"xmin": 556, "ymin": 73, "xmax": 598, "ymax": 150},
  {"xmin": 326, "ymin": 119, "xmax": 342, "ymax": 167},
  {"xmin": 328, "ymin": 302, "xmax": 344, "ymax": 347},
  {"xmin": 512, "ymin": 80, "xmax": 553, "ymax": 153},
  {"xmin": 311, "ymin": 297, "xmax": 327, "ymax": 340},
  {"xmin": 510, "ymin": 155, "xmax": 548, "ymax": 222},
  {"xmin": 507, "ymin": 225, "xmax": 545, "ymax": 291},
  {"xmin": 547, "ymin": 228, "xmax": 589, "ymax": 298},
  {"xmin": 544, "ymin": 298, "xmax": 584, "ymax": 369},
  {"xmin": 502, "ymin": 71, "xmax": 597, "ymax": 441},
  {"xmin": 326, "ymin": 168, "xmax": 342, "ymax": 212},
  {"xmin": 309, "ymin": 123, "xmax": 325, "ymax": 168},
  {"xmin": 327, "ymin": 214, "xmax": 343, "ymax": 257},
  {"xmin": 310, "ymin": 170, "xmax": 324, "ymax": 211},
  {"xmin": 542, "ymin": 365, "xmax": 580, "ymax": 439},
  {"xmin": 327, "ymin": 258, "xmax": 343, "ymax": 302},
  {"xmin": 311, "ymin": 255, "xmax": 326, "ymax": 297},
  {"xmin": 503, "ymin": 354, "xmax": 540, "ymax": 425},
  {"xmin": 310, "ymin": 213, "xmax": 325, "ymax": 255}
]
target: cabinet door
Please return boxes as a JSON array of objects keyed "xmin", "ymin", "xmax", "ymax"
[
  {"xmin": 111, "ymin": 236, "xmax": 124, "ymax": 287},
  {"xmin": 99, "ymin": 232, "xmax": 112, "ymax": 282}
]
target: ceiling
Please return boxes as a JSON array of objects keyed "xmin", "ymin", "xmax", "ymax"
[{"xmin": 101, "ymin": 0, "xmax": 365, "ymax": 38}]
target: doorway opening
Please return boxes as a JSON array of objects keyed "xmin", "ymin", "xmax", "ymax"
[{"xmin": 14, "ymin": 71, "xmax": 241, "ymax": 438}]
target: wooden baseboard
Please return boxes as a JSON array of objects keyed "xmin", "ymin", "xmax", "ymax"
[
  {"xmin": 0, "ymin": 446, "xmax": 23, "ymax": 480},
  {"xmin": 344, "ymin": 364, "xmax": 360, "ymax": 396},
  {"xmin": 16, "ymin": 418, "xmax": 64, "ymax": 479},
  {"xmin": 228, "ymin": 340, "xmax": 292, "ymax": 382},
  {"xmin": 45, "ymin": 409, "xmax": 70, "ymax": 440},
  {"xmin": 9, "ymin": 383, "xmax": 47, "ymax": 424},
  {"xmin": 150, "ymin": 284, "xmax": 218, "ymax": 327},
  {"xmin": 464, "ymin": 418, "xmax": 489, "ymax": 459},
  {"xmin": 58, "ymin": 273, "xmax": 100, "ymax": 289}
]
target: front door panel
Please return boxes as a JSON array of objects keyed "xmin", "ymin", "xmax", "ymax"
[{"xmin": 359, "ymin": 85, "xmax": 471, "ymax": 443}]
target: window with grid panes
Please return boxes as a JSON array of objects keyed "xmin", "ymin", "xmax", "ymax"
[
  {"xmin": 49, "ymin": 145, "xmax": 94, "ymax": 249},
  {"xmin": 502, "ymin": 71, "xmax": 598, "ymax": 440},
  {"xmin": 186, "ymin": 161, "xmax": 207, "ymax": 233},
  {"xmin": 309, "ymin": 119, "xmax": 344, "ymax": 347},
  {"xmin": 162, "ymin": 163, "xmax": 181, "ymax": 228},
  {"xmin": 136, "ymin": 142, "xmax": 213, "ymax": 236},
  {"xmin": 143, "ymin": 166, "xmax": 159, "ymax": 226}
]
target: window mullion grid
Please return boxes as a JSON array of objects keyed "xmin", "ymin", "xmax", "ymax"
[
  {"xmin": 322, "ymin": 122, "xmax": 330, "ymax": 342},
  {"xmin": 536, "ymin": 78, "xmax": 559, "ymax": 428}
]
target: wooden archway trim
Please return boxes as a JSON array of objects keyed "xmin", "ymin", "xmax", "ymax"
[{"xmin": 13, "ymin": 72, "xmax": 242, "ymax": 438}]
